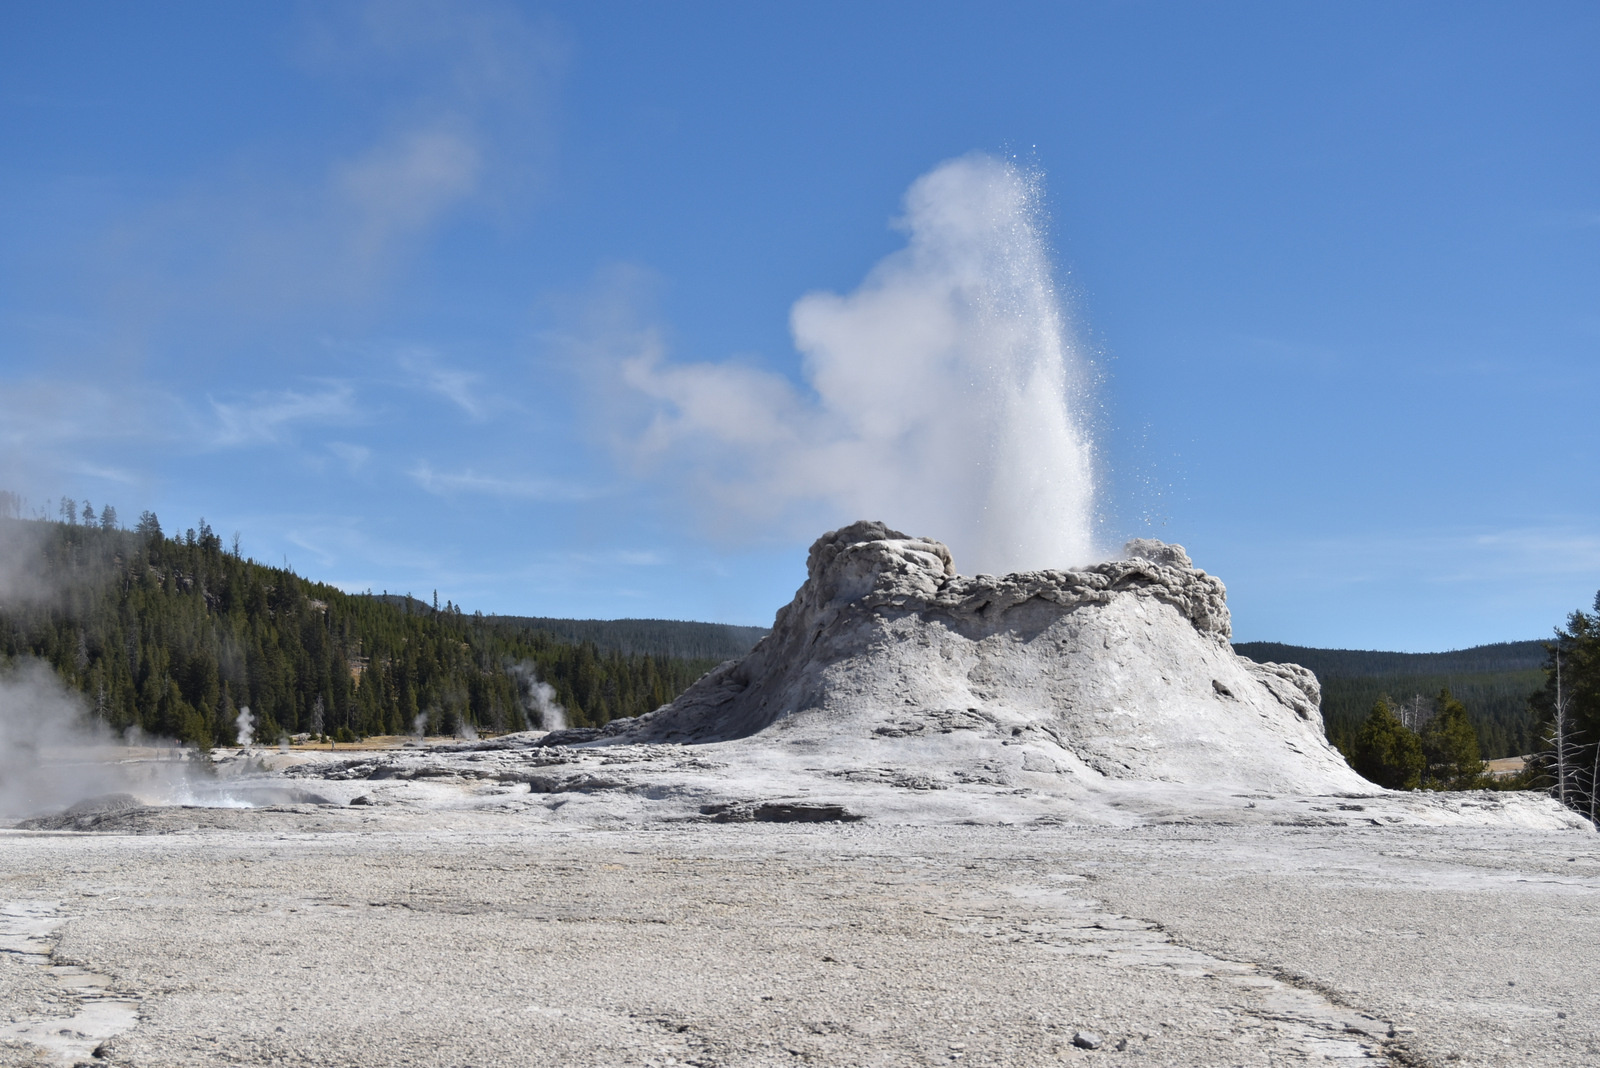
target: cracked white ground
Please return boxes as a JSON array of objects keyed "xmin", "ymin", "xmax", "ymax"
[{"xmin": 1, "ymin": 773, "xmax": 1595, "ymax": 1068}]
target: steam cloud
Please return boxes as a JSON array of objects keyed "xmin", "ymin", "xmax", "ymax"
[
  {"xmin": 235, "ymin": 706, "xmax": 255, "ymax": 747},
  {"xmin": 0, "ymin": 660, "xmax": 207, "ymax": 819},
  {"xmin": 511, "ymin": 662, "xmax": 566, "ymax": 732},
  {"xmin": 617, "ymin": 153, "xmax": 1099, "ymax": 574}
]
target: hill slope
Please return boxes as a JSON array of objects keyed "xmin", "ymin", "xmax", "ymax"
[{"xmin": 0, "ymin": 517, "xmax": 721, "ymax": 746}]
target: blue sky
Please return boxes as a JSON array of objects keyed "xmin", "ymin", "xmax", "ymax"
[{"xmin": 1, "ymin": 1, "xmax": 1596, "ymax": 651}]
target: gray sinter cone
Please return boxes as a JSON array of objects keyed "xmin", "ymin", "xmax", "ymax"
[{"xmin": 615, "ymin": 520, "xmax": 1367, "ymax": 795}]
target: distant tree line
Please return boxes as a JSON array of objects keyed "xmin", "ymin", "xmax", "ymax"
[
  {"xmin": 0, "ymin": 514, "xmax": 719, "ymax": 749},
  {"xmin": 487, "ymin": 615, "xmax": 768, "ymax": 662},
  {"xmin": 1235, "ymin": 640, "xmax": 1544, "ymax": 758},
  {"xmin": 1320, "ymin": 673, "xmax": 1539, "ymax": 759}
]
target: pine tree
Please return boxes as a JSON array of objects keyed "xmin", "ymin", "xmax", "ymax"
[
  {"xmin": 1420, "ymin": 688, "xmax": 1487, "ymax": 790},
  {"xmin": 1350, "ymin": 698, "xmax": 1425, "ymax": 789}
]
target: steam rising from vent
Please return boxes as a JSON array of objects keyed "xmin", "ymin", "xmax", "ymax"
[
  {"xmin": 0, "ymin": 660, "xmax": 208, "ymax": 819},
  {"xmin": 235, "ymin": 707, "xmax": 255, "ymax": 747},
  {"xmin": 618, "ymin": 153, "xmax": 1098, "ymax": 574},
  {"xmin": 510, "ymin": 661, "xmax": 566, "ymax": 732}
]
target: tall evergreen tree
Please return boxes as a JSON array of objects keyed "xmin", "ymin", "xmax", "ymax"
[
  {"xmin": 1420, "ymin": 688, "xmax": 1487, "ymax": 790},
  {"xmin": 1350, "ymin": 697, "xmax": 1424, "ymax": 789}
]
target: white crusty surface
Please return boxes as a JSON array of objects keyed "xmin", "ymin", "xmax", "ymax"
[{"xmin": 3, "ymin": 816, "xmax": 1598, "ymax": 1068}]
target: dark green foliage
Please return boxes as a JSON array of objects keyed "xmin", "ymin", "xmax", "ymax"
[
  {"xmin": 1525, "ymin": 595, "xmax": 1600, "ymax": 816},
  {"xmin": 1319, "ymin": 671, "xmax": 1540, "ymax": 760},
  {"xmin": 1349, "ymin": 699, "xmax": 1424, "ymax": 790},
  {"xmin": 486, "ymin": 616, "xmax": 768, "ymax": 662},
  {"xmin": 0, "ymin": 516, "xmax": 719, "ymax": 744},
  {"xmin": 1234, "ymin": 642, "xmax": 1548, "ymax": 677},
  {"xmin": 1419, "ymin": 689, "xmax": 1487, "ymax": 790},
  {"xmin": 1235, "ymin": 641, "xmax": 1544, "ymax": 758}
]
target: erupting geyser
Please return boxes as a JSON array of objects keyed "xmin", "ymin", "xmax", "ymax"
[
  {"xmin": 785, "ymin": 156, "xmax": 1099, "ymax": 572},
  {"xmin": 623, "ymin": 153, "xmax": 1099, "ymax": 574}
]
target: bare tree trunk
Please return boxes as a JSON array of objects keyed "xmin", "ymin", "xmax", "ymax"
[
  {"xmin": 1552, "ymin": 646, "xmax": 1576, "ymax": 809},
  {"xmin": 1590, "ymin": 731, "xmax": 1598, "ymax": 823}
]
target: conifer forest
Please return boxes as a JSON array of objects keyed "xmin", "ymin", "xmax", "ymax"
[{"xmin": 0, "ymin": 511, "xmax": 725, "ymax": 749}]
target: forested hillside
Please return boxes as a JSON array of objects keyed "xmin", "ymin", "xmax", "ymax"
[
  {"xmin": 486, "ymin": 615, "xmax": 768, "ymax": 661},
  {"xmin": 0, "ymin": 515, "xmax": 720, "ymax": 748},
  {"xmin": 1235, "ymin": 641, "xmax": 1545, "ymax": 758}
]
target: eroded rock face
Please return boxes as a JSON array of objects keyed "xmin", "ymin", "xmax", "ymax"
[{"xmin": 611, "ymin": 521, "xmax": 1365, "ymax": 794}]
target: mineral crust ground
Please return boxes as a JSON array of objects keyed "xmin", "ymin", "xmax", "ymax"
[{"xmin": 2, "ymin": 807, "xmax": 1596, "ymax": 1068}]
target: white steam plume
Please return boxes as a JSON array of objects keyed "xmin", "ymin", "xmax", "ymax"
[
  {"xmin": 235, "ymin": 706, "xmax": 255, "ymax": 747},
  {"xmin": 616, "ymin": 153, "xmax": 1098, "ymax": 574},
  {"xmin": 510, "ymin": 662, "xmax": 566, "ymax": 732},
  {"xmin": 0, "ymin": 659, "xmax": 206, "ymax": 820}
]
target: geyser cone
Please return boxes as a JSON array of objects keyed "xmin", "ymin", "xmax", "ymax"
[{"xmin": 621, "ymin": 521, "xmax": 1365, "ymax": 794}]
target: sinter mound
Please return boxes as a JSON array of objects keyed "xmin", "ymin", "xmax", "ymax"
[{"xmin": 560, "ymin": 520, "xmax": 1367, "ymax": 795}]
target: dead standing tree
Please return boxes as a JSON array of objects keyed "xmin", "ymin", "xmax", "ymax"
[{"xmin": 1540, "ymin": 643, "xmax": 1590, "ymax": 812}]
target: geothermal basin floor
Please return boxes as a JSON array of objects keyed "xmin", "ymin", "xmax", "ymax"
[{"xmin": 1, "ymin": 810, "xmax": 1596, "ymax": 1068}]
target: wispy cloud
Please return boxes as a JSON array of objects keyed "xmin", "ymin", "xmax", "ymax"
[
  {"xmin": 0, "ymin": 380, "xmax": 174, "ymax": 450},
  {"xmin": 326, "ymin": 441, "xmax": 372, "ymax": 473},
  {"xmin": 398, "ymin": 350, "xmax": 494, "ymax": 419},
  {"xmin": 408, "ymin": 461, "xmax": 597, "ymax": 501},
  {"xmin": 65, "ymin": 462, "xmax": 141, "ymax": 486},
  {"xmin": 0, "ymin": 1, "xmax": 568, "ymax": 539},
  {"xmin": 335, "ymin": 124, "xmax": 482, "ymax": 267},
  {"xmin": 1239, "ymin": 526, "xmax": 1600, "ymax": 591},
  {"xmin": 1465, "ymin": 529, "xmax": 1600, "ymax": 578},
  {"xmin": 77, "ymin": 1, "xmax": 563, "ymax": 333},
  {"xmin": 0, "ymin": 379, "xmax": 176, "ymax": 503},
  {"xmin": 208, "ymin": 384, "xmax": 360, "ymax": 448}
]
